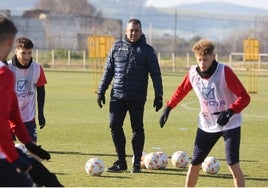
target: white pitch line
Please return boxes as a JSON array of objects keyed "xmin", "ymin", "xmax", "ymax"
[
  {"xmin": 180, "ymin": 101, "xmax": 199, "ymax": 111},
  {"xmin": 180, "ymin": 102, "xmax": 268, "ymax": 119}
]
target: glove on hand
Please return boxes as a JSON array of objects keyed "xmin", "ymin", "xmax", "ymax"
[
  {"xmin": 213, "ymin": 109, "xmax": 234, "ymax": 126},
  {"xmin": 12, "ymin": 157, "xmax": 32, "ymax": 173},
  {"xmin": 159, "ymin": 106, "xmax": 172, "ymax": 128},
  {"xmin": 38, "ymin": 115, "xmax": 46, "ymax": 129},
  {"xmin": 97, "ymin": 93, "xmax": 105, "ymax": 108},
  {"xmin": 153, "ymin": 96, "xmax": 163, "ymax": 112},
  {"xmin": 25, "ymin": 142, "xmax": 50, "ymax": 160}
]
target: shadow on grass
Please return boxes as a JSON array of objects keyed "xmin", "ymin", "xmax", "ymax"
[
  {"xmin": 199, "ymin": 173, "xmax": 268, "ymax": 182},
  {"xmin": 96, "ymin": 175, "xmax": 131, "ymax": 179},
  {"xmin": 217, "ymin": 158, "xmax": 258, "ymax": 163},
  {"xmin": 244, "ymin": 176, "xmax": 268, "ymax": 182},
  {"xmin": 141, "ymin": 168, "xmax": 187, "ymax": 176},
  {"xmin": 54, "ymin": 172, "xmax": 66, "ymax": 176},
  {"xmin": 49, "ymin": 151, "xmax": 258, "ymax": 163},
  {"xmin": 48, "ymin": 150, "xmax": 133, "ymax": 158}
]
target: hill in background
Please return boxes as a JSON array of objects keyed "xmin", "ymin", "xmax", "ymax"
[
  {"xmin": 2, "ymin": 0, "xmax": 268, "ymax": 41},
  {"xmin": 90, "ymin": 0, "xmax": 268, "ymax": 41}
]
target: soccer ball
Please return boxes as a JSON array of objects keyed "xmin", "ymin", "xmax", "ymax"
[
  {"xmin": 144, "ymin": 152, "xmax": 161, "ymax": 170},
  {"xmin": 171, "ymin": 151, "xmax": 189, "ymax": 168},
  {"xmin": 131, "ymin": 151, "xmax": 147, "ymax": 169},
  {"xmin": 15, "ymin": 143, "xmax": 28, "ymax": 154},
  {"xmin": 201, "ymin": 156, "xmax": 220, "ymax": 174},
  {"xmin": 85, "ymin": 158, "xmax": 105, "ymax": 176},
  {"xmin": 156, "ymin": 151, "xmax": 169, "ymax": 169}
]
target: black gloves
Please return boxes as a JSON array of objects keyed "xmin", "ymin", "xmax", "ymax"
[
  {"xmin": 159, "ymin": 106, "xmax": 172, "ymax": 128},
  {"xmin": 38, "ymin": 115, "xmax": 46, "ymax": 129},
  {"xmin": 213, "ymin": 109, "xmax": 234, "ymax": 126},
  {"xmin": 97, "ymin": 93, "xmax": 105, "ymax": 108},
  {"xmin": 153, "ymin": 96, "xmax": 163, "ymax": 112},
  {"xmin": 12, "ymin": 157, "xmax": 32, "ymax": 173},
  {"xmin": 25, "ymin": 142, "xmax": 50, "ymax": 160}
]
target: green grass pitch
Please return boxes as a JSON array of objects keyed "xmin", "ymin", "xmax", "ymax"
[{"xmin": 37, "ymin": 70, "xmax": 268, "ymax": 187}]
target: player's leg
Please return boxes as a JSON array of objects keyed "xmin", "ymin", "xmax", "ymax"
[
  {"xmin": 16, "ymin": 146, "xmax": 63, "ymax": 187},
  {"xmin": 228, "ymin": 163, "xmax": 245, "ymax": 187},
  {"xmin": 185, "ymin": 163, "xmax": 201, "ymax": 187},
  {"xmin": 30, "ymin": 160, "xmax": 63, "ymax": 187},
  {"xmin": 129, "ymin": 100, "xmax": 145, "ymax": 173},
  {"xmin": 0, "ymin": 159, "xmax": 33, "ymax": 187},
  {"xmin": 185, "ymin": 128, "xmax": 221, "ymax": 187},
  {"xmin": 24, "ymin": 121, "xmax": 42, "ymax": 161},
  {"xmin": 223, "ymin": 127, "xmax": 245, "ymax": 187},
  {"xmin": 24, "ymin": 121, "xmax": 37, "ymax": 144},
  {"xmin": 108, "ymin": 99, "xmax": 128, "ymax": 172}
]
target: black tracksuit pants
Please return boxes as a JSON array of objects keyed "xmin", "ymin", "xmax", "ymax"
[{"xmin": 109, "ymin": 98, "xmax": 145, "ymax": 166}]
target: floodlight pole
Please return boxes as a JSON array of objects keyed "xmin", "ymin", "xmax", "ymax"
[{"xmin": 173, "ymin": 9, "xmax": 177, "ymax": 53}]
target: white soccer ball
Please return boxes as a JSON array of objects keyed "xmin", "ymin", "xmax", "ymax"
[
  {"xmin": 131, "ymin": 151, "xmax": 147, "ymax": 169},
  {"xmin": 201, "ymin": 156, "xmax": 220, "ymax": 174},
  {"xmin": 15, "ymin": 143, "xmax": 28, "ymax": 154},
  {"xmin": 85, "ymin": 158, "xmax": 105, "ymax": 176},
  {"xmin": 171, "ymin": 151, "xmax": 189, "ymax": 168},
  {"xmin": 144, "ymin": 152, "xmax": 161, "ymax": 170},
  {"xmin": 156, "ymin": 151, "xmax": 169, "ymax": 169}
]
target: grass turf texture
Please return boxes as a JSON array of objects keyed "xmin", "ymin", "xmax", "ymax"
[{"xmin": 38, "ymin": 70, "xmax": 268, "ymax": 187}]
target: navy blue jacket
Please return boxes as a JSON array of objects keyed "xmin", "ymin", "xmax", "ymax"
[{"xmin": 98, "ymin": 34, "xmax": 163, "ymax": 101}]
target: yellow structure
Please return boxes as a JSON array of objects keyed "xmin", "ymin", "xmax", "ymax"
[
  {"xmin": 243, "ymin": 38, "xmax": 259, "ymax": 93},
  {"xmin": 88, "ymin": 36, "xmax": 115, "ymax": 93},
  {"xmin": 88, "ymin": 36, "xmax": 115, "ymax": 58},
  {"xmin": 244, "ymin": 39, "xmax": 259, "ymax": 61}
]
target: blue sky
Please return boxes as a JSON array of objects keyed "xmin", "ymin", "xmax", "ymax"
[{"xmin": 145, "ymin": 0, "xmax": 268, "ymax": 9}]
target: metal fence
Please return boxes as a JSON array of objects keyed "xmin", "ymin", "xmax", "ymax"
[{"xmin": 25, "ymin": 49, "xmax": 268, "ymax": 73}]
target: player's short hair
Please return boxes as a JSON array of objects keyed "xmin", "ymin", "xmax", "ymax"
[
  {"xmin": 128, "ymin": 18, "xmax": 142, "ymax": 29},
  {"xmin": 0, "ymin": 15, "xmax": 17, "ymax": 42},
  {"xmin": 192, "ymin": 39, "xmax": 215, "ymax": 56},
  {"xmin": 16, "ymin": 37, "xmax": 34, "ymax": 49}
]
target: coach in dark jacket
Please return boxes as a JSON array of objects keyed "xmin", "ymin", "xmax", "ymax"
[{"xmin": 97, "ymin": 18, "xmax": 163, "ymax": 173}]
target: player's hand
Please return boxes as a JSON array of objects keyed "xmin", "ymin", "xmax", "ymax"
[
  {"xmin": 153, "ymin": 96, "xmax": 163, "ymax": 112},
  {"xmin": 97, "ymin": 93, "xmax": 105, "ymax": 108},
  {"xmin": 38, "ymin": 115, "xmax": 46, "ymax": 129},
  {"xmin": 159, "ymin": 106, "xmax": 172, "ymax": 128},
  {"xmin": 25, "ymin": 142, "xmax": 50, "ymax": 160},
  {"xmin": 213, "ymin": 109, "xmax": 234, "ymax": 126},
  {"xmin": 12, "ymin": 157, "xmax": 32, "ymax": 174}
]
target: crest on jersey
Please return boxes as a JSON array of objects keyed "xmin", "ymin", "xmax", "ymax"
[
  {"xmin": 202, "ymin": 87, "xmax": 215, "ymax": 100},
  {"xmin": 136, "ymin": 47, "xmax": 141, "ymax": 53},
  {"xmin": 17, "ymin": 80, "xmax": 28, "ymax": 92}
]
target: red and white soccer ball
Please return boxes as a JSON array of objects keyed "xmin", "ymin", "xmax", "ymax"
[
  {"xmin": 171, "ymin": 151, "xmax": 189, "ymax": 168},
  {"xmin": 144, "ymin": 152, "xmax": 161, "ymax": 170},
  {"xmin": 156, "ymin": 151, "xmax": 169, "ymax": 169},
  {"xmin": 201, "ymin": 156, "xmax": 220, "ymax": 174},
  {"xmin": 85, "ymin": 158, "xmax": 105, "ymax": 176},
  {"xmin": 131, "ymin": 151, "xmax": 147, "ymax": 169}
]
